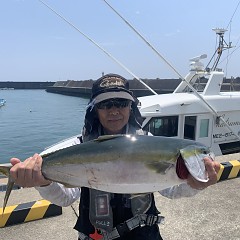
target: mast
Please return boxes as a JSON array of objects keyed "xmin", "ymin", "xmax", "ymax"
[{"xmin": 206, "ymin": 28, "xmax": 233, "ymax": 71}]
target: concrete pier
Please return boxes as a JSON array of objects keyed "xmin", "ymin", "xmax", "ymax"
[{"xmin": 45, "ymin": 78, "xmax": 181, "ymax": 98}]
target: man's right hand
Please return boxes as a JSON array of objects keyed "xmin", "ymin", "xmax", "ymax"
[{"xmin": 10, "ymin": 153, "xmax": 52, "ymax": 187}]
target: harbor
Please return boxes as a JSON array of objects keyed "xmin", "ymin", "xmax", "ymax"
[
  {"xmin": 1, "ymin": 2, "xmax": 240, "ymax": 239},
  {"xmin": 1, "ymin": 84, "xmax": 240, "ymax": 239}
]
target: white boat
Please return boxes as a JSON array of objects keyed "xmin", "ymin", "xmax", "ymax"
[
  {"xmin": 0, "ymin": 99, "xmax": 6, "ymax": 107},
  {"xmin": 139, "ymin": 29, "xmax": 240, "ymax": 156},
  {"xmin": 42, "ymin": 29, "xmax": 240, "ymax": 157}
]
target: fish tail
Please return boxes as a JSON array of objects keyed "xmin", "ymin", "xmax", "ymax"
[{"xmin": 0, "ymin": 164, "xmax": 14, "ymax": 213}]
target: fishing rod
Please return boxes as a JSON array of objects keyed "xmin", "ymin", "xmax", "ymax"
[
  {"xmin": 38, "ymin": 0, "xmax": 157, "ymax": 95},
  {"xmin": 219, "ymin": 0, "xmax": 240, "ymax": 66},
  {"xmin": 226, "ymin": 0, "xmax": 240, "ymax": 29},
  {"xmin": 102, "ymin": 0, "xmax": 240, "ymax": 142}
]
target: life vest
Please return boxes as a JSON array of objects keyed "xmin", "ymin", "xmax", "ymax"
[{"xmin": 74, "ymin": 124, "xmax": 164, "ymax": 240}]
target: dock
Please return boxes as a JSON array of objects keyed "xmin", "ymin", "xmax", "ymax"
[{"xmin": 0, "ymin": 154, "xmax": 240, "ymax": 240}]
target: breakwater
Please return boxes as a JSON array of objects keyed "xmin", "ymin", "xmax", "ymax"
[
  {"xmin": 0, "ymin": 81, "xmax": 55, "ymax": 89},
  {"xmin": 1, "ymin": 77, "xmax": 239, "ymax": 98},
  {"xmin": 46, "ymin": 77, "xmax": 240, "ymax": 98},
  {"xmin": 46, "ymin": 78, "xmax": 182, "ymax": 97}
]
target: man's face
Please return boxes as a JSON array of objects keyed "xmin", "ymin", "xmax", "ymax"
[{"xmin": 96, "ymin": 98, "xmax": 131, "ymax": 134}]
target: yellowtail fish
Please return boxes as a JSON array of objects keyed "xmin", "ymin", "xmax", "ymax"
[{"xmin": 0, "ymin": 134, "xmax": 213, "ymax": 212}]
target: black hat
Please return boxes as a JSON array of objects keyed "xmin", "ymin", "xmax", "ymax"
[
  {"xmin": 83, "ymin": 73, "xmax": 143, "ymax": 135},
  {"xmin": 90, "ymin": 73, "xmax": 134, "ymax": 105}
]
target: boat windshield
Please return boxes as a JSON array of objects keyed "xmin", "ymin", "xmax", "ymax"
[{"xmin": 143, "ymin": 116, "xmax": 178, "ymax": 137}]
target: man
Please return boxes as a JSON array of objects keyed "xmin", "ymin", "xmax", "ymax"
[{"xmin": 10, "ymin": 74, "xmax": 220, "ymax": 240}]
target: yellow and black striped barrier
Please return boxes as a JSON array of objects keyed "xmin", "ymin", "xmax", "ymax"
[
  {"xmin": 0, "ymin": 199, "xmax": 62, "ymax": 228},
  {"xmin": 217, "ymin": 160, "xmax": 240, "ymax": 182}
]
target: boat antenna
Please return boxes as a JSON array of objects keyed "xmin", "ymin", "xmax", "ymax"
[
  {"xmin": 102, "ymin": 0, "xmax": 240, "ymax": 141},
  {"xmin": 205, "ymin": 28, "xmax": 233, "ymax": 71},
  {"xmin": 220, "ymin": 42, "xmax": 240, "ymax": 65},
  {"xmin": 37, "ymin": 0, "xmax": 157, "ymax": 95}
]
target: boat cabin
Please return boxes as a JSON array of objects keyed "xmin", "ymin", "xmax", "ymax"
[{"xmin": 139, "ymin": 53, "xmax": 240, "ymax": 156}]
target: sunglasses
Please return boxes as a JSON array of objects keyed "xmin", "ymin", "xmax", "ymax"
[{"xmin": 96, "ymin": 98, "xmax": 131, "ymax": 109}]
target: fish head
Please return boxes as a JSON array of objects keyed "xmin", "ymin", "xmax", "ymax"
[{"xmin": 177, "ymin": 144, "xmax": 214, "ymax": 182}]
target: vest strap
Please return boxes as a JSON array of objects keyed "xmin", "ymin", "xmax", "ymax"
[
  {"xmin": 78, "ymin": 214, "xmax": 164, "ymax": 240},
  {"xmin": 78, "ymin": 232, "xmax": 93, "ymax": 240}
]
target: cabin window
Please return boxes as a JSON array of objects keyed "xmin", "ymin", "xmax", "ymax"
[
  {"xmin": 184, "ymin": 116, "xmax": 196, "ymax": 140},
  {"xmin": 143, "ymin": 116, "xmax": 178, "ymax": 137},
  {"xmin": 199, "ymin": 119, "xmax": 209, "ymax": 138}
]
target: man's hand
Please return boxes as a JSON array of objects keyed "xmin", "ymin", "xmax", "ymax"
[
  {"xmin": 10, "ymin": 153, "xmax": 52, "ymax": 187},
  {"xmin": 187, "ymin": 157, "xmax": 220, "ymax": 190}
]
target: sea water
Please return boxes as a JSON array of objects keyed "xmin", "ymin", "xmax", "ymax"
[{"xmin": 0, "ymin": 90, "xmax": 89, "ymax": 164}]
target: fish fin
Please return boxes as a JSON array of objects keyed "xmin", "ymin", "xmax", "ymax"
[
  {"xmin": 3, "ymin": 178, "xmax": 15, "ymax": 213},
  {"xmin": 63, "ymin": 183, "xmax": 76, "ymax": 188},
  {"xmin": 94, "ymin": 134, "xmax": 127, "ymax": 142},
  {"xmin": 0, "ymin": 164, "xmax": 14, "ymax": 214},
  {"xmin": 129, "ymin": 193, "xmax": 150, "ymax": 199}
]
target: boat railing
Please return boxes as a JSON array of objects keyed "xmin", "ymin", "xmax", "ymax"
[{"xmin": 188, "ymin": 76, "xmax": 240, "ymax": 92}]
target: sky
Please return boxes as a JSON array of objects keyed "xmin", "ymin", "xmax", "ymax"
[{"xmin": 1, "ymin": 0, "xmax": 240, "ymax": 82}]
